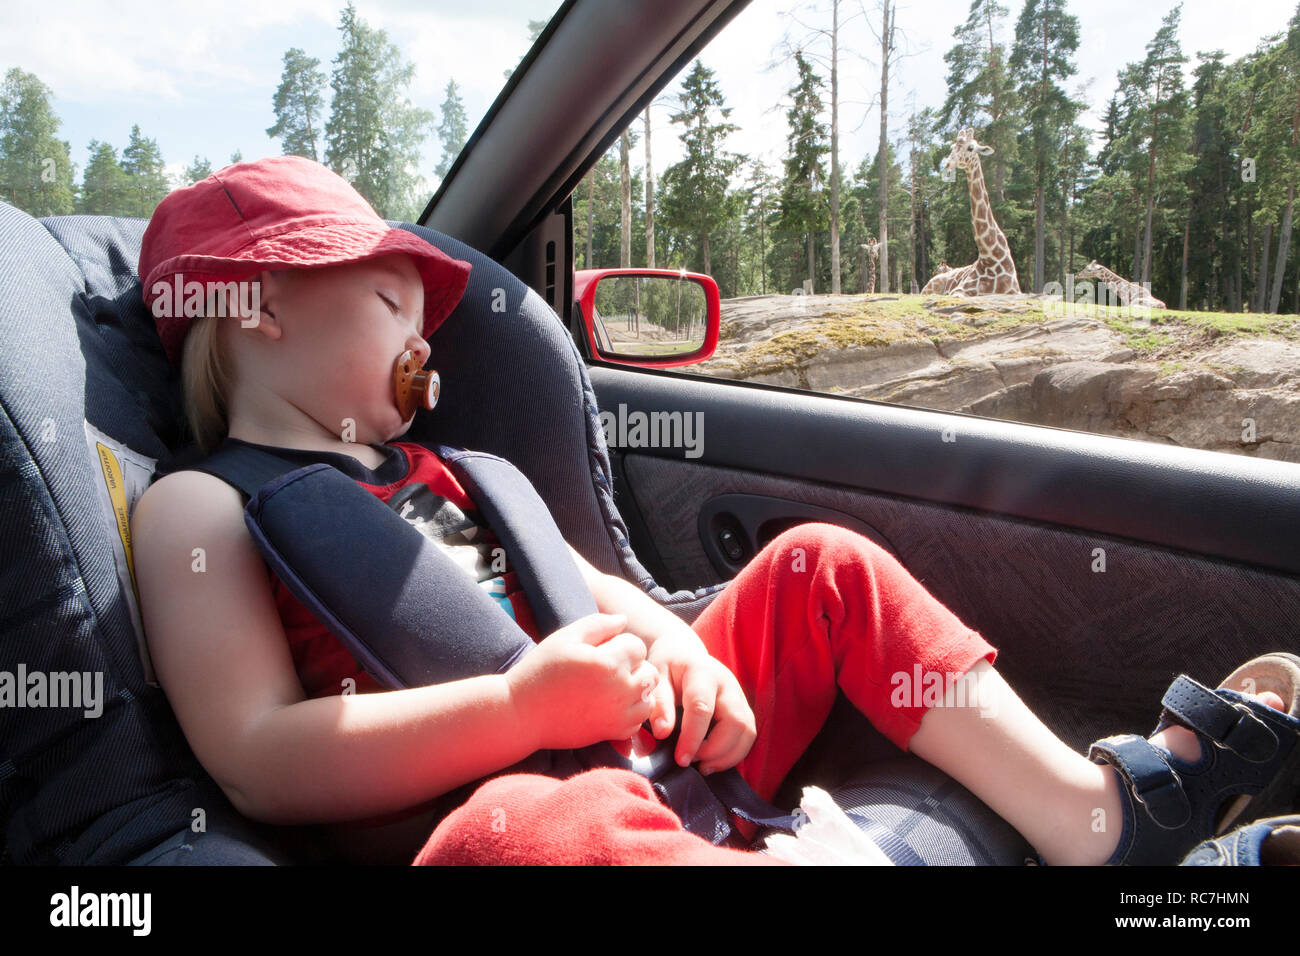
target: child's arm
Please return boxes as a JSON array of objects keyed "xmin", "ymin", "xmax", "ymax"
[
  {"xmin": 565, "ymin": 544, "xmax": 756, "ymax": 776},
  {"xmin": 132, "ymin": 470, "xmax": 658, "ymax": 826}
]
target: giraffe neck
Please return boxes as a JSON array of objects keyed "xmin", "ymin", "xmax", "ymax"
[
  {"xmin": 965, "ymin": 159, "xmax": 1008, "ymax": 264},
  {"xmin": 1093, "ymin": 265, "xmax": 1130, "ymax": 287}
]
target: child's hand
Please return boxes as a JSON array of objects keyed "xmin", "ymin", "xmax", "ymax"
[
  {"xmin": 506, "ymin": 613, "xmax": 660, "ymax": 752},
  {"xmin": 645, "ymin": 633, "xmax": 756, "ymax": 776}
]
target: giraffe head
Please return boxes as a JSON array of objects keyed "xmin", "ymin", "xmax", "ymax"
[
  {"xmin": 1076, "ymin": 260, "xmax": 1103, "ymax": 279},
  {"xmin": 942, "ymin": 127, "xmax": 993, "ymax": 174}
]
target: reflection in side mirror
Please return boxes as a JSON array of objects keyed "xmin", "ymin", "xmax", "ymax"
[
  {"xmin": 575, "ymin": 269, "xmax": 721, "ymax": 368},
  {"xmin": 595, "ymin": 275, "xmax": 706, "ymax": 357}
]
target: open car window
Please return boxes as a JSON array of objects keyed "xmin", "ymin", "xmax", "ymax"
[{"xmin": 574, "ymin": 0, "xmax": 1300, "ymax": 466}]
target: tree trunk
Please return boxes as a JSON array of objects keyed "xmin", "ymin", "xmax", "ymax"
[
  {"xmin": 830, "ymin": 0, "xmax": 841, "ymax": 294},
  {"xmin": 909, "ymin": 130, "xmax": 918, "ymax": 294},
  {"xmin": 1233, "ymin": 193, "xmax": 1244, "ymax": 312},
  {"xmin": 619, "ymin": 131, "xmax": 631, "ymax": 268},
  {"xmin": 1034, "ymin": 185, "xmax": 1044, "ymax": 293},
  {"xmin": 1142, "ymin": 191, "xmax": 1155, "ymax": 286},
  {"xmin": 877, "ymin": 0, "xmax": 893, "ymax": 295},
  {"xmin": 1132, "ymin": 227, "xmax": 1141, "ymax": 284},
  {"xmin": 1247, "ymin": 198, "xmax": 1256, "ymax": 311},
  {"xmin": 1179, "ymin": 219, "xmax": 1189, "ymax": 311},
  {"xmin": 644, "ymin": 106, "xmax": 655, "ymax": 269},
  {"xmin": 1068, "ymin": 176, "xmax": 1076, "ymax": 281},
  {"xmin": 1058, "ymin": 178, "xmax": 1067, "ymax": 290},
  {"xmin": 1255, "ymin": 221, "xmax": 1272, "ymax": 314},
  {"xmin": 1268, "ymin": 184, "xmax": 1293, "ymax": 314},
  {"xmin": 703, "ymin": 232, "xmax": 711, "ymax": 278},
  {"xmin": 807, "ymin": 233, "xmax": 815, "ymax": 294},
  {"xmin": 586, "ymin": 172, "xmax": 594, "ymax": 268}
]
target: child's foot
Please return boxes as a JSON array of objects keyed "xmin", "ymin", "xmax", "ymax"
[
  {"xmin": 1153, "ymin": 690, "xmax": 1286, "ymax": 762},
  {"xmin": 1077, "ymin": 688, "xmax": 1290, "ymax": 866}
]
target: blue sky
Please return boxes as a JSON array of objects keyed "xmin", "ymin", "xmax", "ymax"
[{"xmin": 2, "ymin": 0, "xmax": 1296, "ymax": 197}]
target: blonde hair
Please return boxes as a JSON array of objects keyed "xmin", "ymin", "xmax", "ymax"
[
  {"xmin": 179, "ymin": 311, "xmax": 233, "ymax": 456},
  {"xmin": 177, "ymin": 270, "xmax": 300, "ymax": 454}
]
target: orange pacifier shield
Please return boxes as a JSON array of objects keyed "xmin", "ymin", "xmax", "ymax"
[{"xmin": 393, "ymin": 349, "xmax": 439, "ymax": 420}]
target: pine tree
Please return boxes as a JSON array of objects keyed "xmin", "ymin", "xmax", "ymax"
[
  {"xmin": 775, "ymin": 52, "xmax": 829, "ymax": 294},
  {"xmin": 0, "ymin": 68, "xmax": 75, "ymax": 216},
  {"xmin": 434, "ymin": 80, "xmax": 467, "ymax": 179},
  {"xmin": 324, "ymin": 2, "xmax": 434, "ymax": 221},
  {"xmin": 1009, "ymin": 0, "xmax": 1082, "ymax": 293},
  {"xmin": 183, "ymin": 156, "xmax": 214, "ymax": 186},
  {"xmin": 120, "ymin": 124, "xmax": 170, "ymax": 217},
  {"xmin": 741, "ymin": 159, "xmax": 778, "ymax": 295},
  {"xmin": 78, "ymin": 140, "xmax": 132, "ymax": 216},
  {"xmin": 658, "ymin": 60, "xmax": 743, "ymax": 277},
  {"xmin": 1132, "ymin": 4, "xmax": 1190, "ymax": 289},
  {"xmin": 267, "ymin": 48, "xmax": 326, "ymax": 161},
  {"xmin": 1183, "ymin": 52, "xmax": 1238, "ymax": 310},
  {"xmin": 874, "ymin": 0, "xmax": 898, "ymax": 292},
  {"xmin": 1250, "ymin": 6, "xmax": 1300, "ymax": 313},
  {"xmin": 940, "ymin": 0, "xmax": 1019, "ymax": 204}
]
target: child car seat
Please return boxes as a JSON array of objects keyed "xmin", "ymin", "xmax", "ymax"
[{"xmin": 0, "ymin": 201, "xmax": 1031, "ymax": 865}]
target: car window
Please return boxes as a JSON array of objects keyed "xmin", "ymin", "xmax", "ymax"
[
  {"xmin": 577, "ymin": 0, "xmax": 1300, "ymax": 466},
  {"xmin": 0, "ymin": 1, "xmax": 561, "ymax": 224}
]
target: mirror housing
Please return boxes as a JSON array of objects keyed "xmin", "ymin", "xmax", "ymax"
[{"xmin": 574, "ymin": 268, "xmax": 720, "ymax": 368}]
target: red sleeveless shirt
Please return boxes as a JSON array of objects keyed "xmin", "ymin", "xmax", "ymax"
[{"xmin": 265, "ymin": 441, "xmax": 542, "ymax": 698}]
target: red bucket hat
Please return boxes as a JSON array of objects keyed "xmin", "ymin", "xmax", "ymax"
[{"xmin": 138, "ymin": 154, "xmax": 472, "ymax": 365}]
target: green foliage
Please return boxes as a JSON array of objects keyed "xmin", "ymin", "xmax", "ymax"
[
  {"xmin": 658, "ymin": 60, "xmax": 744, "ymax": 276},
  {"xmin": 940, "ymin": 0, "xmax": 1019, "ymax": 202},
  {"xmin": 77, "ymin": 140, "xmax": 132, "ymax": 215},
  {"xmin": 266, "ymin": 48, "xmax": 326, "ymax": 161},
  {"xmin": 773, "ymin": 51, "xmax": 830, "ymax": 292},
  {"xmin": 434, "ymin": 80, "xmax": 468, "ymax": 180},
  {"xmin": 120, "ymin": 125, "xmax": 170, "ymax": 217},
  {"xmin": 183, "ymin": 156, "xmax": 214, "ymax": 186},
  {"xmin": 0, "ymin": 68, "xmax": 75, "ymax": 216},
  {"xmin": 324, "ymin": 1, "xmax": 434, "ymax": 222}
]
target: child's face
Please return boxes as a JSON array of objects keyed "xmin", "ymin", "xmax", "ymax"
[{"xmin": 245, "ymin": 252, "xmax": 431, "ymax": 445}]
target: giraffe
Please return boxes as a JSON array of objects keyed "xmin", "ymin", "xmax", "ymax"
[
  {"xmin": 1075, "ymin": 261, "xmax": 1167, "ymax": 310},
  {"xmin": 922, "ymin": 128, "xmax": 1020, "ymax": 296},
  {"xmin": 865, "ymin": 238, "xmax": 880, "ymax": 294}
]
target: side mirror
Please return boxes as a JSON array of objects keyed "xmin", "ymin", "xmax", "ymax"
[{"xmin": 574, "ymin": 269, "xmax": 720, "ymax": 368}]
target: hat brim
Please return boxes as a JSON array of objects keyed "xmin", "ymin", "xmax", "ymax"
[{"xmin": 144, "ymin": 220, "xmax": 472, "ymax": 364}]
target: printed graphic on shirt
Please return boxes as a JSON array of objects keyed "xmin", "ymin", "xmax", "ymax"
[{"xmin": 386, "ymin": 482, "xmax": 517, "ymax": 619}]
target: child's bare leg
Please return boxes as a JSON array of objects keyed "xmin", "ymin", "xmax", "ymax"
[{"xmin": 907, "ymin": 660, "xmax": 1286, "ymax": 865}]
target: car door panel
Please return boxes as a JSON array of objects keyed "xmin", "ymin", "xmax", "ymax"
[{"xmin": 591, "ymin": 364, "xmax": 1300, "ymax": 753}]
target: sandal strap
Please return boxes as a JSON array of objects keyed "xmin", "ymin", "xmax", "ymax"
[
  {"xmin": 1089, "ymin": 734, "xmax": 1191, "ymax": 829},
  {"xmin": 1161, "ymin": 677, "xmax": 1278, "ymax": 762}
]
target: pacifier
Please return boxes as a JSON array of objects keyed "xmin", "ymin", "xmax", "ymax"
[{"xmin": 393, "ymin": 349, "xmax": 439, "ymax": 420}]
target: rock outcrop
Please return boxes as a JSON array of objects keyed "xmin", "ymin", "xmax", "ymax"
[{"xmin": 693, "ymin": 293, "xmax": 1300, "ymax": 463}]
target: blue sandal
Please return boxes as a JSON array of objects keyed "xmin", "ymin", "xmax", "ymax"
[
  {"xmin": 1181, "ymin": 813, "xmax": 1300, "ymax": 865},
  {"xmin": 1088, "ymin": 652, "xmax": 1300, "ymax": 866}
]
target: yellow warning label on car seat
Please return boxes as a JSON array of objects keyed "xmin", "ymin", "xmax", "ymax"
[{"xmin": 83, "ymin": 421, "xmax": 158, "ymax": 686}]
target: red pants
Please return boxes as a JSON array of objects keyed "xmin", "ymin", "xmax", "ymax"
[{"xmin": 414, "ymin": 523, "xmax": 997, "ymax": 864}]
